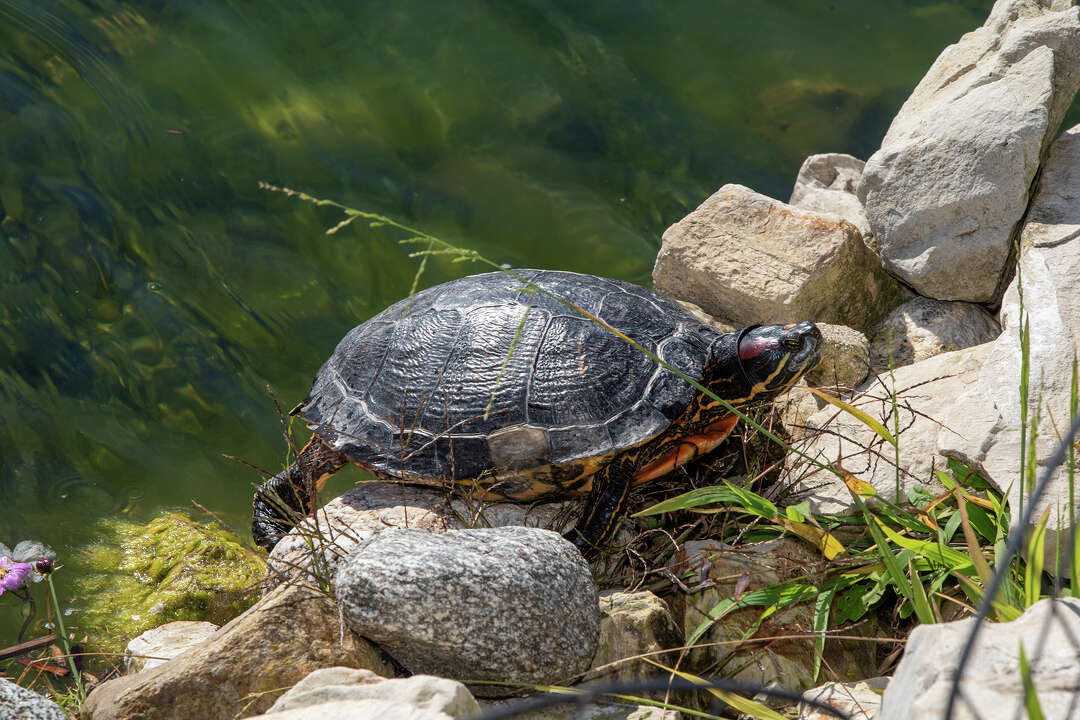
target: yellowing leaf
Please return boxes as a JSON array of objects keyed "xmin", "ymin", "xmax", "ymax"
[
  {"xmin": 778, "ymin": 519, "xmax": 846, "ymax": 559},
  {"xmin": 837, "ymin": 465, "xmax": 877, "ymax": 497}
]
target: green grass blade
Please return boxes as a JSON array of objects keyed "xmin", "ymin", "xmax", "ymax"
[
  {"xmin": 1019, "ymin": 640, "xmax": 1046, "ymax": 720},
  {"xmin": 1025, "ymin": 509, "xmax": 1050, "ymax": 609},
  {"xmin": 811, "ymin": 586, "xmax": 836, "ymax": 683},
  {"xmin": 803, "ymin": 386, "xmax": 896, "ymax": 447},
  {"xmin": 907, "ymin": 556, "xmax": 937, "ymax": 624}
]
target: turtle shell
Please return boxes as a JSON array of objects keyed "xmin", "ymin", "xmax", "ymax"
[{"xmin": 299, "ymin": 270, "xmax": 727, "ymax": 488}]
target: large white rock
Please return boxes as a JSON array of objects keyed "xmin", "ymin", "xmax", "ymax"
[
  {"xmin": 858, "ymin": 0, "xmax": 1080, "ymax": 302},
  {"xmin": 124, "ymin": 620, "xmax": 218, "ymax": 674},
  {"xmin": 267, "ymin": 668, "xmax": 479, "ymax": 717},
  {"xmin": 878, "ymin": 598, "xmax": 1080, "ymax": 720},
  {"xmin": 940, "ymin": 123, "xmax": 1080, "ymax": 559},
  {"xmin": 787, "ymin": 343, "xmax": 992, "ymax": 514},
  {"xmin": 653, "ymin": 184, "xmax": 906, "ymax": 331},
  {"xmin": 789, "ymin": 153, "xmax": 872, "ymax": 239},
  {"xmin": 247, "ymin": 699, "xmax": 453, "ymax": 720}
]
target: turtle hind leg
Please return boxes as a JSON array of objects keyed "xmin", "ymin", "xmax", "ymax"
[
  {"xmin": 252, "ymin": 437, "xmax": 348, "ymax": 552},
  {"xmin": 564, "ymin": 459, "xmax": 635, "ymax": 556}
]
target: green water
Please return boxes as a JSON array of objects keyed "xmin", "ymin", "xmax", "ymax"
[{"xmin": 0, "ymin": 0, "xmax": 1013, "ymax": 642}]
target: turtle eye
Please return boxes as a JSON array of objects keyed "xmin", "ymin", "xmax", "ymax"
[{"xmin": 782, "ymin": 337, "xmax": 802, "ymax": 351}]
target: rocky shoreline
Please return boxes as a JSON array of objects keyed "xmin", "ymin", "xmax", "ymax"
[{"xmin": 10, "ymin": 1, "xmax": 1080, "ymax": 718}]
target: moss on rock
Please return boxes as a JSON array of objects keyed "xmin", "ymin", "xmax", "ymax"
[{"xmin": 73, "ymin": 511, "xmax": 265, "ymax": 661}]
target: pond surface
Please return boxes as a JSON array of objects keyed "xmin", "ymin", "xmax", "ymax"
[{"xmin": 0, "ymin": 0, "xmax": 1035, "ymax": 640}]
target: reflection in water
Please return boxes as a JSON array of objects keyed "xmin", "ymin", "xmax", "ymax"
[{"xmin": 0, "ymin": 0, "xmax": 1006, "ymax": 640}]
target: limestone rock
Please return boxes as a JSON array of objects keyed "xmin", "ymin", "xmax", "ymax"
[
  {"xmin": 124, "ymin": 620, "xmax": 218, "ymax": 674},
  {"xmin": 268, "ymin": 482, "xmax": 571, "ymax": 588},
  {"xmin": 652, "ymin": 184, "xmax": 906, "ymax": 332},
  {"xmin": 869, "ymin": 298, "xmax": 1000, "ymax": 372},
  {"xmin": 336, "ymin": 527, "xmax": 599, "ymax": 696},
  {"xmin": 586, "ymin": 591, "xmax": 681, "ymax": 688},
  {"xmin": 789, "ymin": 153, "xmax": 872, "ymax": 239},
  {"xmin": 247, "ymin": 699, "xmax": 453, "ymax": 720},
  {"xmin": 799, "ymin": 678, "xmax": 888, "ymax": 720},
  {"xmin": 787, "ymin": 343, "xmax": 992, "ymax": 514},
  {"xmin": 671, "ymin": 539, "xmax": 875, "ymax": 694},
  {"xmin": 82, "ymin": 582, "xmax": 394, "ymax": 720},
  {"xmin": 858, "ymin": 0, "xmax": 1080, "ymax": 302},
  {"xmin": 878, "ymin": 598, "xmax": 1080, "ymax": 720},
  {"xmin": 939, "ymin": 123, "xmax": 1080, "ymax": 561},
  {"xmin": 0, "ymin": 678, "xmax": 66, "ymax": 720},
  {"xmin": 804, "ymin": 324, "xmax": 871, "ymax": 391},
  {"xmin": 266, "ymin": 668, "xmax": 478, "ymax": 717}
]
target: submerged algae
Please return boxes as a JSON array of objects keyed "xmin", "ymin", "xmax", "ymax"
[{"xmin": 73, "ymin": 511, "xmax": 265, "ymax": 660}]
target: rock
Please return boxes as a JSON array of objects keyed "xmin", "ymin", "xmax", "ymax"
[
  {"xmin": 266, "ymin": 668, "xmax": 478, "ymax": 717},
  {"xmin": 674, "ymin": 299, "xmax": 736, "ymax": 333},
  {"xmin": 82, "ymin": 582, "xmax": 394, "ymax": 720},
  {"xmin": 0, "ymin": 677, "xmax": 66, "ymax": 720},
  {"xmin": 781, "ymin": 325, "xmax": 870, "ymax": 444},
  {"xmin": 804, "ymin": 324, "xmax": 871, "ymax": 391},
  {"xmin": 586, "ymin": 591, "xmax": 681, "ymax": 688},
  {"xmin": 671, "ymin": 539, "xmax": 875, "ymax": 695},
  {"xmin": 787, "ymin": 343, "xmax": 992, "ymax": 514},
  {"xmin": 74, "ymin": 511, "xmax": 264, "ymax": 662},
  {"xmin": 939, "ymin": 123, "xmax": 1080, "ymax": 562},
  {"xmin": 789, "ymin": 153, "xmax": 872, "ymax": 239},
  {"xmin": 479, "ymin": 699, "xmax": 680, "ymax": 720},
  {"xmin": 868, "ymin": 298, "xmax": 1000, "ymax": 372},
  {"xmin": 246, "ymin": 699, "xmax": 454, "ymax": 720},
  {"xmin": 798, "ymin": 677, "xmax": 888, "ymax": 720},
  {"xmin": 878, "ymin": 597, "xmax": 1080, "ymax": 720},
  {"xmin": 858, "ymin": 0, "xmax": 1080, "ymax": 302},
  {"xmin": 268, "ymin": 483, "xmax": 571, "ymax": 588},
  {"xmin": 336, "ymin": 527, "xmax": 599, "ymax": 697},
  {"xmin": 652, "ymin": 184, "xmax": 906, "ymax": 332},
  {"xmin": 124, "ymin": 620, "xmax": 218, "ymax": 674}
]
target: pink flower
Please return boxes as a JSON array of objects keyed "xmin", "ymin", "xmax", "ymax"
[{"xmin": 0, "ymin": 556, "xmax": 32, "ymax": 594}]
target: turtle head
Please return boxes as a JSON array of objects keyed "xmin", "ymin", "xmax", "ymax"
[{"xmin": 707, "ymin": 322, "xmax": 823, "ymax": 405}]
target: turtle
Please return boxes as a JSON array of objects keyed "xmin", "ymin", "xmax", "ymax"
[{"xmin": 252, "ymin": 270, "xmax": 822, "ymax": 553}]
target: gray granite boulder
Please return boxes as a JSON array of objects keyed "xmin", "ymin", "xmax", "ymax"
[
  {"xmin": 247, "ymin": 700, "xmax": 454, "ymax": 720},
  {"xmin": 869, "ymin": 297, "xmax": 1000, "ymax": 372},
  {"xmin": 858, "ymin": 0, "xmax": 1080, "ymax": 302},
  {"xmin": 878, "ymin": 598, "xmax": 1080, "ymax": 720},
  {"xmin": 0, "ymin": 678, "xmax": 65, "ymax": 720},
  {"xmin": 789, "ymin": 153, "xmax": 872, "ymax": 239},
  {"xmin": 336, "ymin": 527, "xmax": 600, "ymax": 696},
  {"xmin": 940, "ymin": 122, "xmax": 1080, "ymax": 560},
  {"xmin": 653, "ymin": 184, "xmax": 906, "ymax": 331}
]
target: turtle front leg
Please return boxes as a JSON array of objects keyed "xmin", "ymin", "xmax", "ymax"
[
  {"xmin": 564, "ymin": 458, "xmax": 635, "ymax": 555},
  {"xmin": 252, "ymin": 437, "xmax": 348, "ymax": 552}
]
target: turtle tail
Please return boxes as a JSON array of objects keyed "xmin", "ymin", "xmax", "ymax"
[{"xmin": 252, "ymin": 437, "xmax": 348, "ymax": 552}]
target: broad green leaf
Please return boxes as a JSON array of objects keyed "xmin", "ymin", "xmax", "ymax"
[
  {"xmin": 633, "ymin": 485, "xmax": 741, "ymax": 516},
  {"xmin": 907, "ymin": 556, "xmax": 937, "ymax": 624},
  {"xmin": 874, "ymin": 518, "xmax": 974, "ymax": 572}
]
